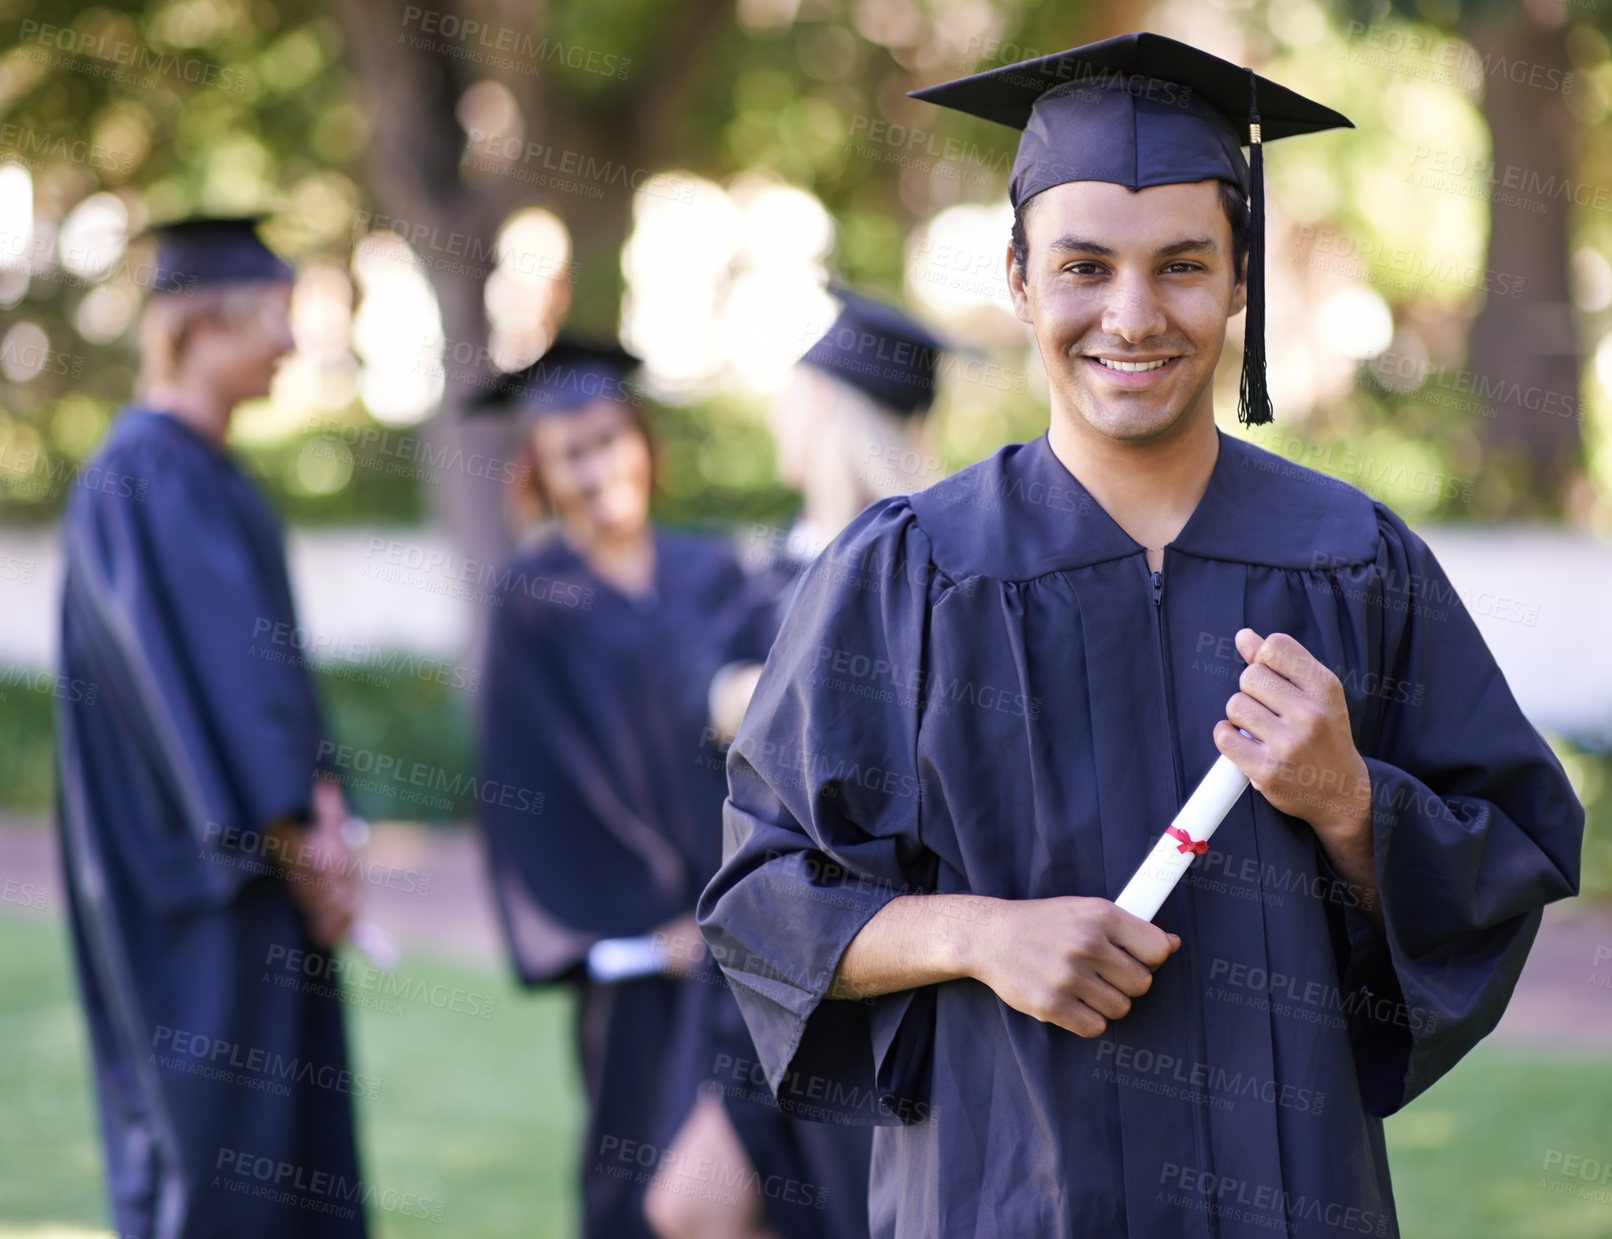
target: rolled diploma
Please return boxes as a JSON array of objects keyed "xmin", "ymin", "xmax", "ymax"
[
  {"xmin": 586, "ymin": 934, "xmax": 669, "ymax": 983},
  {"xmin": 1113, "ymin": 756, "xmax": 1251, "ymax": 922}
]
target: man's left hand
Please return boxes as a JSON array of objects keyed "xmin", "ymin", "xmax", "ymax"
[{"xmin": 1212, "ymin": 629, "xmax": 1372, "ymax": 850}]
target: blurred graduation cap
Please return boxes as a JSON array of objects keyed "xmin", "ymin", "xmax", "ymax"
[
  {"xmin": 909, "ymin": 32, "xmax": 1353, "ymax": 425},
  {"xmin": 468, "ymin": 336, "xmax": 641, "ymax": 420},
  {"xmin": 145, "ymin": 215, "xmax": 294, "ymax": 291},
  {"xmin": 801, "ymin": 284, "xmax": 948, "ymax": 417}
]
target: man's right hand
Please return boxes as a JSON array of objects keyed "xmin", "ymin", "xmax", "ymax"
[
  {"xmin": 966, "ymin": 897, "xmax": 1179, "ymax": 1038},
  {"xmin": 832, "ymin": 893, "xmax": 1179, "ymax": 1039},
  {"xmin": 265, "ymin": 778, "xmax": 360, "ymax": 949}
]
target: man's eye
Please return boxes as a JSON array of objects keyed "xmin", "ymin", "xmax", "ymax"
[
  {"xmin": 1164, "ymin": 262, "xmax": 1203, "ymax": 274},
  {"xmin": 1063, "ymin": 262, "xmax": 1103, "ymax": 276}
]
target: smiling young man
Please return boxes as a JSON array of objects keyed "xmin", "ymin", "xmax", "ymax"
[{"xmin": 698, "ymin": 33, "xmax": 1584, "ymax": 1239}]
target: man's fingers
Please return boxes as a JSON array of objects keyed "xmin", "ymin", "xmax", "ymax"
[
  {"xmin": 1077, "ymin": 975, "xmax": 1140, "ymax": 1021},
  {"xmin": 1237, "ymin": 662, "xmax": 1303, "ymax": 714},
  {"xmin": 1250, "ymin": 630, "xmax": 1331, "ymax": 696},
  {"xmin": 1050, "ymin": 998, "xmax": 1110, "ymax": 1039},
  {"xmin": 1225, "ymin": 690, "xmax": 1279, "ymax": 738},
  {"xmin": 1214, "ymin": 720, "xmax": 1273, "ymax": 783},
  {"xmin": 1105, "ymin": 908, "xmax": 1178, "ymax": 971}
]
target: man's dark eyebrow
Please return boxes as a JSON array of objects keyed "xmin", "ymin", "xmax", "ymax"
[
  {"xmin": 1156, "ymin": 237, "xmax": 1218, "ymax": 258},
  {"xmin": 1044, "ymin": 236, "xmax": 1219, "ymax": 258}
]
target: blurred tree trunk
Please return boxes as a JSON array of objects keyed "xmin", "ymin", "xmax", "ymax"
[
  {"xmin": 326, "ymin": 0, "xmax": 730, "ymax": 655},
  {"xmin": 1464, "ymin": 5, "xmax": 1581, "ymax": 515}
]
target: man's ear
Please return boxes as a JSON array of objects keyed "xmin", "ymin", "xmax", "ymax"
[
  {"xmin": 1229, "ymin": 253, "xmax": 1248, "ymax": 319},
  {"xmin": 1006, "ymin": 244, "xmax": 1033, "ymax": 325}
]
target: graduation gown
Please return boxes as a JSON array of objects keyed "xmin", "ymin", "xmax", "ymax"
[
  {"xmin": 479, "ymin": 527, "xmax": 871, "ymax": 1239},
  {"xmin": 699, "ymin": 430, "xmax": 1583, "ymax": 1239},
  {"xmin": 477, "ymin": 530, "xmax": 766, "ymax": 1239},
  {"xmin": 57, "ymin": 408, "xmax": 366, "ymax": 1239}
]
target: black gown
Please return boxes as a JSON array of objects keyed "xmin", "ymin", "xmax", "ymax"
[
  {"xmin": 478, "ymin": 526, "xmax": 872, "ymax": 1239},
  {"xmin": 56, "ymin": 408, "xmax": 366, "ymax": 1239},
  {"xmin": 699, "ymin": 429, "xmax": 1584, "ymax": 1239}
]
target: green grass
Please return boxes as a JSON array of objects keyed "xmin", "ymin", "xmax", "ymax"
[
  {"xmin": 1, "ymin": 910, "xmax": 1609, "ymax": 1238},
  {"xmin": 0, "ymin": 911, "xmax": 582, "ymax": 1238}
]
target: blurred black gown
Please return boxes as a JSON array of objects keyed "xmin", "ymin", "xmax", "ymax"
[
  {"xmin": 700, "ymin": 430, "xmax": 1584, "ymax": 1239},
  {"xmin": 477, "ymin": 528, "xmax": 870, "ymax": 1239},
  {"xmin": 56, "ymin": 408, "xmax": 366, "ymax": 1239}
]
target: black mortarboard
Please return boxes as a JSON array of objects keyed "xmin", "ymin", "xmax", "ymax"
[
  {"xmin": 468, "ymin": 335, "xmax": 641, "ymax": 418},
  {"xmin": 909, "ymin": 32, "xmax": 1352, "ymax": 425},
  {"xmin": 800, "ymin": 284, "xmax": 948, "ymax": 417},
  {"xmin": 147, "ymin": 215, "xmax": 294, "ymax": 291}
]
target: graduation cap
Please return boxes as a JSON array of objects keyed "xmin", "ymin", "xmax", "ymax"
[
  {"xmin": 146, "ymin": 215, "xmax": 294, "ymax": 291},
  {"xmin": 800, "ymin": 284, "xmax": 948, "ymax": 417},
  {"xmin": 909, "ymin": 32, "xmax": 1353, "ymax": 425},
  {"xmin": 468, "ymin": 336, "xmax": 641, "ymax": 418}
]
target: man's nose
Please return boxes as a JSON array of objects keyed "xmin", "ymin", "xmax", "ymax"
[{"xmin": 1100, "ymin": 271, "xmax": 1168, "ymax": 344}]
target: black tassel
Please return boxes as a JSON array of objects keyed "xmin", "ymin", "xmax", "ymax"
[{"xmin": 1238, "ymin": 68, "xmax": 1273, "ymax": 426}]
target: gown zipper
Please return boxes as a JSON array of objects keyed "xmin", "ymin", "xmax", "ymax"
[{"xmin": 1148, "ymin": 554, "xmax": 1215, "ymax": 1239}]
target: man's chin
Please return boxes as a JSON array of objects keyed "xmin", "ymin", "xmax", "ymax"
[{"xmin": 1072, "ymin": 397, "xmax": 1189, "ymax": 444}]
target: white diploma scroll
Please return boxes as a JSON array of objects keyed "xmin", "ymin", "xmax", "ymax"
[
  {"xmin": 586, "ymin": 934, "xmax": 669, "ymax": 983},
  {"xmin": 1113, "ymin": 755, "xmax": 1251, "ymax": 922}
]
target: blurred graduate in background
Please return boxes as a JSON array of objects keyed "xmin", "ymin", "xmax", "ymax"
[
  {"xmin": 56, "ymin": 217, "xmax": 368, "ymax": 1239},
  {"xmin": 668, "ymin": 288, "xmax": 950, "ymax": 1238},
  {"xmin": 471, "ymin": 338, "xmax": 783, "ymax": 1238},
  {"xmin": 707, "ymin": 286, "xmax": 949, "ymax": 742}
]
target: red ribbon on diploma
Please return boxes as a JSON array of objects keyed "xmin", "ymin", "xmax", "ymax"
[{"xmin": 1166, "ymin": 825, "xmax": 1208, "ymax": 856}]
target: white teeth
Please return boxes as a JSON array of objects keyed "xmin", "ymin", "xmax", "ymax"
[{"xmin": 1095, "ymin": 357, "xmax": 1170, "ymax": 372}]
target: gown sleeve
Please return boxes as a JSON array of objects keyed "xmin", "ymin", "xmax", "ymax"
[
  {"xmin": 698, "ymin": 498, "xmax": 940, "ymax": 1126},
  {"xmin": 1339, "ymin": 506, "xmax": 1583, "ymax": 1115},
  {"xmin": 61, "ymin": 431, "xmax": 323, "ymax": 910}
]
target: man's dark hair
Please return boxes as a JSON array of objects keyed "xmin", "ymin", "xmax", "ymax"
[{"xmin": 1009, "ymin": 182, "xmax": 1251, "ymax": 287}]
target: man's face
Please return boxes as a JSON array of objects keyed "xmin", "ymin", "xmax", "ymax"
[
  {"xmin": 1006, "ymin": 179, "xmax": 1245, "ymax": 445},
  {"xmin": 193, "ymin": 281, "xmax": 295, "ymax": 404}
]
